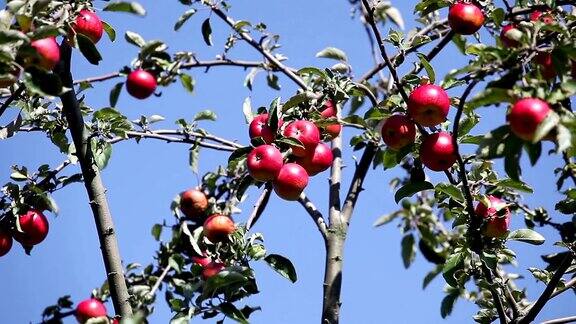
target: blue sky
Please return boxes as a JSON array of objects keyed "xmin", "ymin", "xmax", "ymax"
[{"xmin": 0, "ymin": 0, "xmax": 573, "ymax": 323}]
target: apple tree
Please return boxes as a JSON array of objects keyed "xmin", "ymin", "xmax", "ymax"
[{"xmin": 0, "ymin": 0, "xmax": 575, "ymax": 323}]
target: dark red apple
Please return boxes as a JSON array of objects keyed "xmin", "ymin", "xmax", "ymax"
[
  {"xmin": 73, "ymin": 10, "xmax": 104, "ymax": 44},
  {"xmin": 407, "ymin": 84, "xmax": 451, "ymax": 127},
  {"xmin": 203, "ymin": 214, "xmax": 235, "ymax": 242},
  {"xmin": 202, "ymin": 261, "xmax": 225, "ymax": 279},
  {"xmin": 448, "ymin": 3, "xmax": 485, "ymax": 35},
  {"xmin": 192, "ymin": 254, "xmax": 212, "ymax": 267},
  {"xmin": 180, "ymin": 189, "xmax": 208, "ymax": 219},
  {"xmin": 500, "ymin": 24, "xmax": 521, "ymax": 48},
  {"xmin": 0, "ymin": 229, "xmax": 12, "ymax": 257},
  {"xmin": 507, "ymin": 98, "xmax": 551, "ymax": 141},
  {"xmin": 283, "ymin": 120, "xmax": 321, "ymax": 157},
  {"xmin": 30, "ymin": 37, "xmax": 60, "ymax": 70},
  {"xmin": 535, "ymin": 52, "xmax": 556, "ymax": 80},
  {"xmin": 296, "ymin": 142, "xmax": 333, "ymax": 176},
  {"xmin": 13, "ymin": 209, "xmax": 49, "ymax": 246},
  {"xmin": 419, "ymin": 132, "xmax": 457, "ymax": 171},
  {"xmin": 475, "ymin": 195, "xmax": 511, "ymax": 238},
  {"xmin": 530, "ymin": 10, "xmax": 554, "ymax": 24},
  {"xmin": 381, "ymin": 114, "xmax": 416, "ymax": 150},
  {"xmin": 246, "ymin": 144, "xmax": 284, "ymax": 181},
  {"xmin": 75, "ymin": 298, "xmax": 107, "ymax": 323},
  {"xmin": 319, "ymin": 100, "xmax": 342, "ymax": 139},
  {"xmin": 272, "ymin": 163, "xmax": 309, "ymax": 201},
  {"xmin": 249, "ymin": 113, "xmax": 281, "ymax": 144},
  {"xmin": 126, "ymin": 69, "xmax": 157, "ymax": 99}
]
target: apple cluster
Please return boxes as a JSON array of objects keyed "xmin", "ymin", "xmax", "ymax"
[
  {"xmin": 246, "ymin": 100, "xmax": 338, "ymax": 201},
  {"xmin": 0, "ymin": 209, "xmax": 50, "ymax": 258}
]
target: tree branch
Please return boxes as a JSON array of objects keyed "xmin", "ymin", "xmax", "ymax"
[
  {"xmin": 542, "ymin": 315, "xmax": 576, "ymax": 324},
  {"xmin": 108, "ymin": 130, "xmax": 241, "ymax": 152},
  {"xmin": 147, "ymin": 265, "xmax": 172, "ymax": 298},
  {"xmin": 209, "ymin": 5, "xmax": 309, "ymax": 90},
  {"xmin": 246, "ymin": 183, "xmax": 272, "ymax": 231},
  {"xmin": 54, "ymin": 42, "xmax": 132, "ymax": 318},
  {"xmin": 550, "ymin": 277, "xmax": 576, "ymax": 299},
  {"xmin": 341, "ymin": 143, "xmax": 377, "ymax": 223},
  {"xmin": 297, "ymin": 193, "xmax": 328, "ymax": 239},
  {"xmin": 0, "ymin": 85, "xmax": 25, "ymax": 119}
]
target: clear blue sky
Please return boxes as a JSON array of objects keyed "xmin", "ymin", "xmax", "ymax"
[{"xmin": 0, "ymin": 0, "xmax": 573, "ymax": 323}]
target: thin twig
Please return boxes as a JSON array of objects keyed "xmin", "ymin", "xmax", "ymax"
[
  {"xmin": 108, "ymin": 130, "xmax": 240, "ymax": 152},
  {"xmin": 148, "ymin": 265, "xmax": 172, "ymax": 298},
  {"xmin": 482, "ymin": 264, "xmax": 510, "ymax": 324},
  {"xmin": 541, "ymin": 315, "xmax": 576, "ymax": 324},
  {"xmin": 297, "ymin": 193, "xmax": 328, "ymax": 239},
  {"xmin": 246, "ymin": 183, "xmax": 272, "ymax": 231},
  {"xmin": 0, "ymin": 85, "xmax": 25, "ymax": 119},
  {"xmin": 342, "ymin": 143, "xmax": 377, "ymax": 223}
]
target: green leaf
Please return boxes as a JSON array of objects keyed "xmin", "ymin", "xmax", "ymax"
[
  {"xmin": 276, "ymin": 137, "xmax": 305, "ymax": 149},
  {"xmin": 267, "ymin": 73, "xmax": 280, "ymax": 90},
  {"xmin": 373, "ymin": 211, "xmax": 401, "ymax": 227},
  {"xmin": 423, "ymin": 265, "xmax": 442, "ymax": 289},
  {"xmin": 440, "ymin": 293, "xmax": 458, "ymax": 318},
  {"xmin": 124, "ymin": 31, "xmax": 146, "ymax": 47},
  {"xmin": 264, "ymin": 254, "xmax": 297, "ymax": 283},
  {"xmin": 417, "ymin": 53, "xmax": 435, "ymax": 84},
  {"xmin": 103, "ymin": 2, "xmax": 146, "ymax": 16},
  {"xmin": 477, "ymin": 125, "xmax": 510, "ymax": 159},
  {"xmin": 76, "ymin": 34, "xmax": 102, "ymax": 65},
  {"xmin": 533, "ymin": 111, "xmax": 559, "ymax": 143},
  {"xmin": 201, "ymin": 18, "xmax": 212, "ymax": 46},
  {"xmin": 242, "ymin": 97, "xmax": 253, "ymax": 124},
  {"xmin": 151, "ymin": 224, "xmax": 162, "ymax": 241},
  {"xmin": 102, "ymin": 21, "xmax": 116, "ymax": 41},
  {"xmin": 442, "ymin": 252, "xmax": 464, "ymax": 288},
  {"xmin": 90, "ymin": 138, "xmax": 112, "ymax": 170},
  {"xmin": 168, "ymin": 254, "xmax": 185, "ymax": 273},
  {"xmin": 435, "ymin": 183, "xmax": 465, "ymax": 203},
  {"xmin": 467, "ymin": 88, "xmax": 514, "ymax": 111},
  {"xmin": 507, "ymin": 229, "xmax": 545, "ymax": 245},
  {"xmin": 174, "ymin": 9, "xmax": 196, "ymax": 31},
  {"xmin": 219, "ymin": 303, "xmax": 249, "ymax": 324},
  {"xmin": 315, "ymin": 47, "xmax": 348, "ymax": 62},
  {"xmin": 495, "ymin": 178, "xmax": 533, "ymax": 193},
  {"xmin": 189, "ymin": 145, "xmax": 199, "ymax": 174},
  {"xmin": 401, "ymin": 234, "xmax": 416, "ymax": 268},
  {"xmin": 109, "ymin": 82, "xmax": 123, "ymax": 107},
  {"xmin": 297, "ymin": 67, "xmax": 327, "ymax": 79},
  {"xmin": 179, "ymin": 74, "xmax": 194, "ymax": 93},
  {"xmin": 394, "ymin": 181, "xmax": 434, "ymax": 203},
  {"xmin": 193, "ymin": 110, "xmax": 217, "ymax": 122}
]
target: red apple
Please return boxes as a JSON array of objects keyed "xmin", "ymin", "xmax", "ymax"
[
  {"xmin": 381, "ymin": 114, "xmax": 416, "ymax": 150},
  {"xmin": 500, "ymin": 24, "xmax": 521, "ymax": 48},
  {"xmin": 75, "ymin": 298, "xmax": 107, "ymax": 323},
  {"xmin": 202, "ymin": 261, "xmax": 225, "ymax": 279},
  {"xmin": 246, "ymin": 144, "xmax": 284, "ymax": 181},
  {"xmin": 320, "ymin": 100, "xmax": 342, "ymax": 139},
  {"xmin": 73, "ymin": 10, "xmax": 104, "ymax": 44},
  {"xmin": 192, "ymin": 254, "xmax": 212, "ymax": 267},
  {"xmin": 530, "ymin": 10, "xmax": 554, "ymax": 24},
  {"xmin": 419, "ymin": 132, "xmax": 457, "ymax": 171},
  {"xmin": 30, "ymin": 37, "xmax": 60, "ymax": 70},
  {"xmin": 249, "ymin": 113, "xmax": 281, "ymax": 144},
  {"xmin": 203, "ymin": 214, "xmax": 235, "ymax": 242},
  {"xmin": 0, "ymin": 229, "xmax": 13, "ymax": 257},
  {"xmin": 507, "ymin": 98, "xmax": 551, "ymax": 141},
  {"xmin": 180, "ymin": 189, "xmax": 208, "ymax": 220},
  {"xmin": 448, "ymin": 3, "xmax": 485, "ymax": 35},
  {"xmin": 126, "ymin": 69, "xmax": 157, "ymax": 99},
  {"xmin": 13, "ymin": 209, "xmax": 49, "ymax": 246},
  {"xmin": 535, "ymin": 52, "xmax": 556, "ymax": 80},
  {"xmin": 283, "ymin": 120, "xmax": 321, "ymax": 157},
  {"xmin": 296, "ymin": 142, "xmax": 333, "ymax": 176},
  {"xmin": 475, "ymin": 196, "xmax": 511, "ymax": 238},
  {"xmin": 272, "ymin": 163, "xmax": 309, "ymax": 201},
  {"xmin": 407, "ymin": 84, "xmax": 451, "ymax": 127}
]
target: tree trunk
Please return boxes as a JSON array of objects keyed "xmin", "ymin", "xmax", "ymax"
[
  {"xmin": 322, "ymin": 231, "xmax": 346, "ymax": 324},
  {"xmin": 55, "ymin": 42, "xmax": 133, "ymax": 318}
]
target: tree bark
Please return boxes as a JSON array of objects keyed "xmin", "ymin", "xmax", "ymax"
[
  {"xmin": 55, "ymin": 42, "xmax": 133, "ymax": 318},
  {"xmin": 322, "ymin": 230, "xmax": 346, "ymax": 324}
]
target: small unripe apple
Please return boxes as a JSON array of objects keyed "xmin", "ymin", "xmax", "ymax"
[
  {"xmin": 75, "ymin": 298, "xmax": 107, "ymax": 323},
  {"xmin": 419, "ymin": 132, "xmax": 457, "ymax": 171},
  {"xmin": 500, "ymin": 25, "xmax": 521, "ymax": 48},
  {"xmin": 530, "ymin": 10, "xmax": 554, "ymax": 25},
  {"xmin": 246, "ymin": 144, "xmax": 284, "ymax": 181},
  {"xmin": 448, "ymin": 3, "xmax": 485, "ymax": 35},
  {"xmin": 73, "ymin": 10, "xmax": 104, "ymax": 44},
  {"xmin": 202, "ymin": 261, "xmax": 225, "ymax": 279},
  {"xmin": 534, "ymin": 52, "xmax": 556, "ymax": 80},
  {"xmin": 381, "ymin": 114, "xmax": 416, "ymax": 150},
  {"xmin": 407, "ymin": 84, "xmax": 451, "ymax": 127},
  {"xmin": 13, "ymin": 209, "xmax": 49, "ymax": 246},
  {"xmin": 319, "ymin": 100, "xmax": 342, "ymax": 139},
  {"xmin": 30, "ymin": 37, "xmax": 60, "ymax": 70},
  {"xmin": 180, "ymin": 189, "xmax": 208, "ymax": 220},
  {"xmin": 0, "ymin": 229, "xmax": 13, "ymax": 257},
  {"xmin": 249, "ymin": 113, "xmax": 282, "ymax": 144},
  {"xmin": 272, "ymin": 163, "xmax": 309, "ymax": 201},
  {"xmin": 475, "ymin": 196, "xmax": 511, "ymax": 238},
  {"xmin": 126, "ymin": 69, "xmax": 157, "ymax": 99},
  {"xmin": 296, "ymin": 142, "xmax": 333, "ymax": 176},
  {"xmin": 203, "ymin": 214, "xmax": 235, "ymax": 242},
  {"xmin": 507, "ymin": 98, "xmax": 551, "ymax": 141},
  {"xmin": 283, "ymin": 120, "xmax": 321, "ymax": 157}
]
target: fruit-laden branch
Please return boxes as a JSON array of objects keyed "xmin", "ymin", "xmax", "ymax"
[
  {"xmin": 541, "ymin": 315, "xmax": 576, "ymax": 324},
  {"xmin": 516, "ymin": 254, "xmax": 575, "ymax": 324},
  {"xmin": 0, "ymin": 85, "xmax": 25, "ymax": 119},
  {"xmin": 54, "ymin": 42, "xmax": 132, "ymax": 318},
  {"xmin": 297, "ymin": 193, "xmax": 328, "ymax": 239},
  {"xmin": 108, "ymin": 130, "xmax": 242, "ymax": 152},
  {"xmin": 505, "ymin": 0, "xmax": 576, "ymax": 19},
  {"xmin": 360, "ymin": 0, "xmax": 409, "ymax": 102},
  {"xmin": 358, "ymin": 19, "xmax": 450, "ymax": 82},
  {"xmin": 72, "ymin": 59, "xmax": 284, "ymax": 85},
  {"xmin": 208, "ymin": 4, "xmax": 310, "ymax": 91},
  {"xmin": 246, "ymin": 183, "xmax": 272, "ymax": 231}
]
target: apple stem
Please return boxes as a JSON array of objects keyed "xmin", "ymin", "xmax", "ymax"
[{"xmin": 54, "ymin": 42, "xmax": 133, "ymax": 319}]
